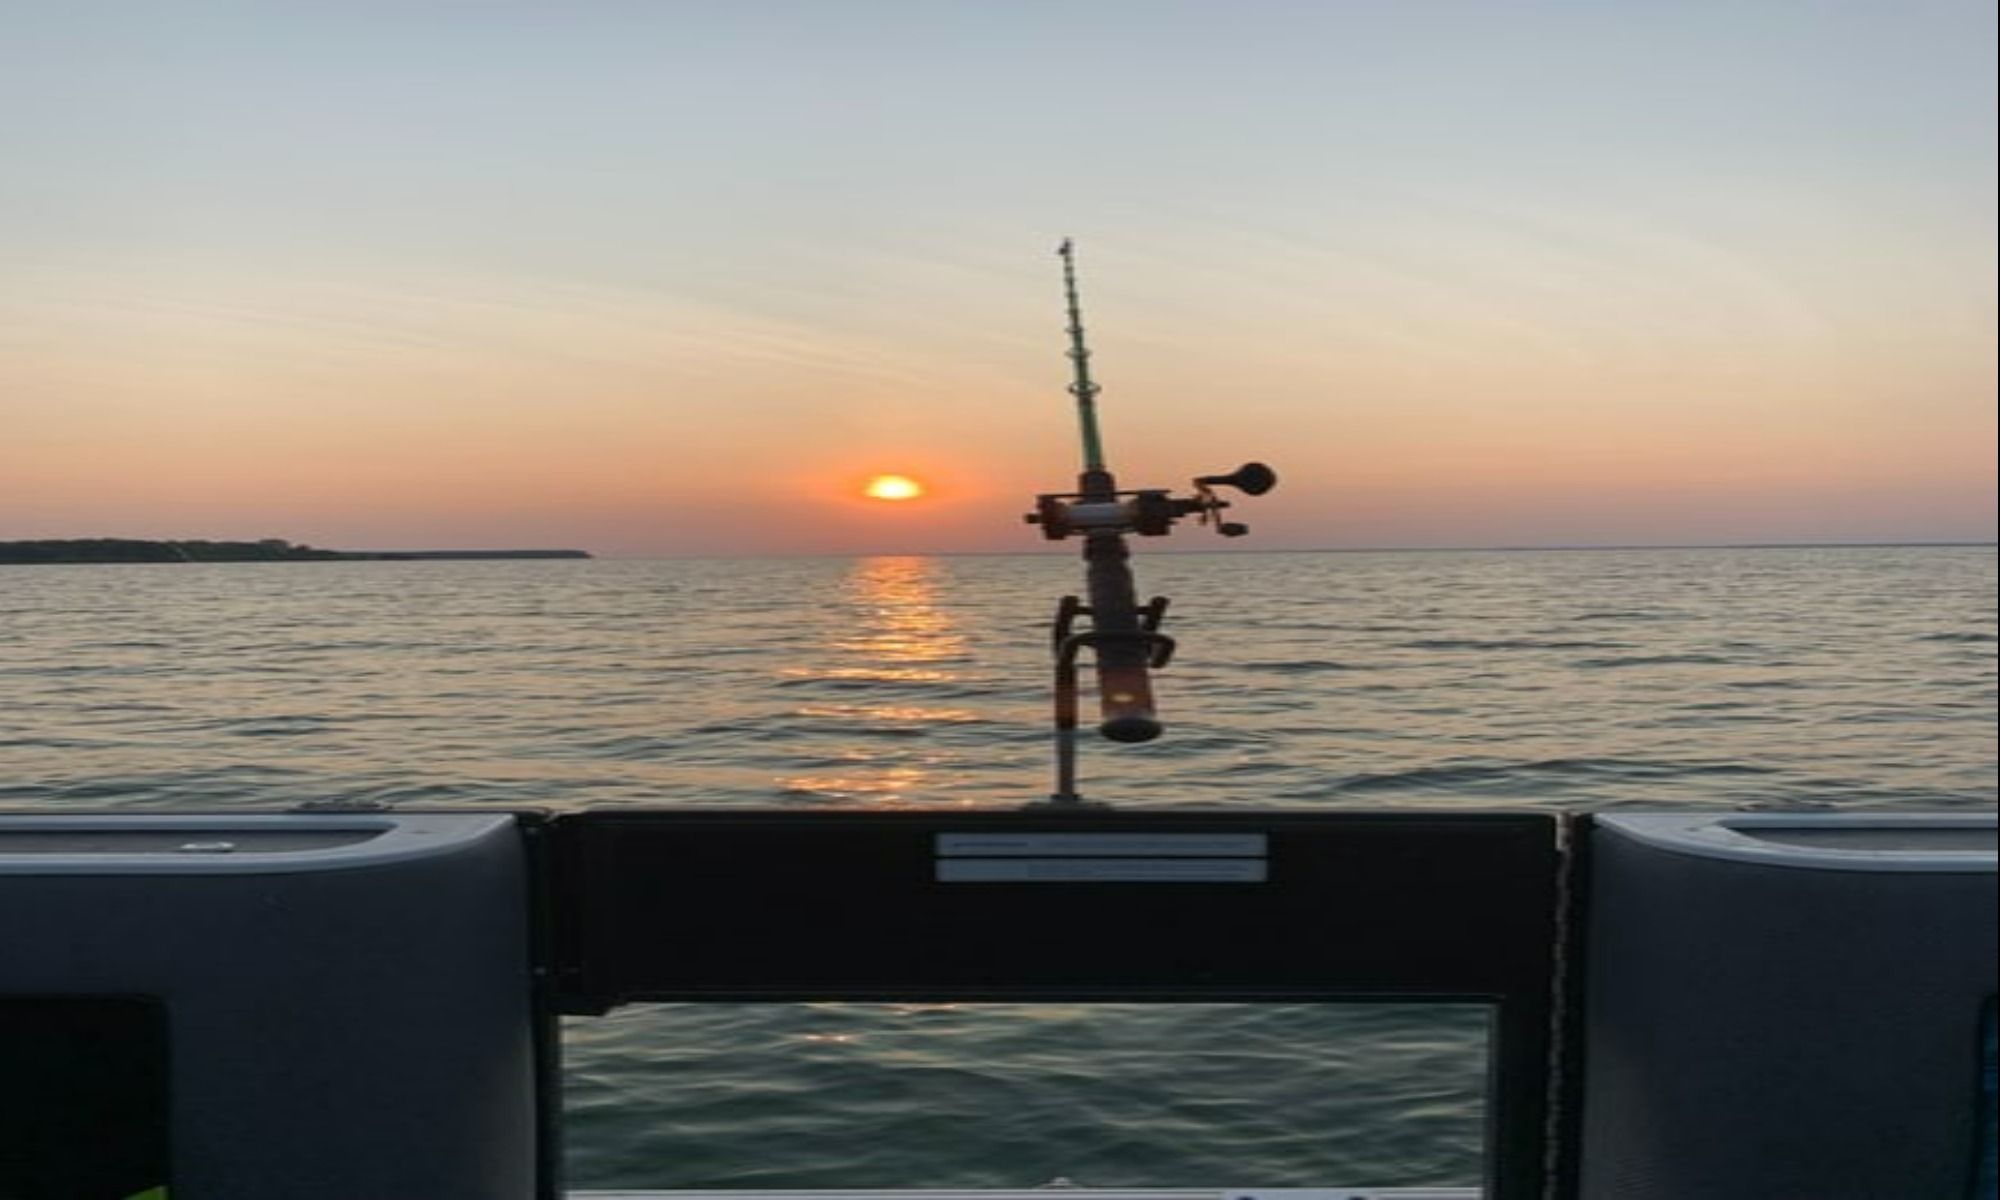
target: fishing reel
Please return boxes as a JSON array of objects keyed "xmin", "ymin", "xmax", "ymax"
[{"xmin": 1025, "ymin": 461, "xmax": 1279, "ymax": 541}]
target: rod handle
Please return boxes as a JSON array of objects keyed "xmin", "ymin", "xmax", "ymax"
[
  {"xmin": 1057, "ymin": 628, "xmax": 1173, "ymax": 743},
  {"xmin": 1095, "ymin": 654, "xmax": 1163, "ymax": 742}
]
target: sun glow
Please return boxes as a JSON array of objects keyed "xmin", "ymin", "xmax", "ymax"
[{"xmin": 863, "ymin": 474, "xmax": 925, "ymax": 501}]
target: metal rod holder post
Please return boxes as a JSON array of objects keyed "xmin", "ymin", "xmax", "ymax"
[{"xmin": 1027, "ymin": 240, "xmax": 1272, "ymax": 808}]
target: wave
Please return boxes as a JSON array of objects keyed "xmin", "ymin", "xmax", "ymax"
[
  {"xmin": 1326, "ymin": 756, "xmax": 1780, "ymax": 796},
  {"xmin": 216, "ymin": 716, "xmax": 336, "ymax": 737},
  {"xmin": 1237, "ymin": 658, "xmax": 1370, "ymax": 673},
  {"xmin": 1399, "ymin": 638, "xmax": 1634, "ymax": 651},
  {"xmin": 1572, "ymin": 653, "xmax": 1733, "ymax": 668}
]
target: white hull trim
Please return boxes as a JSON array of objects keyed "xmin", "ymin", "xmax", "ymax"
[{"xmin": 572, "ymin": 1189, "xmax": 1481, "ymax": 1199}]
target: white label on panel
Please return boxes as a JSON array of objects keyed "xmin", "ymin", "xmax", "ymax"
[
  {"xmin": 936, "ymin": 858, "xmax": 1268, "ymax": 883},
  {"xmin": 935, "ymin": 833, "xmax": 1268, "ymax": 858}
]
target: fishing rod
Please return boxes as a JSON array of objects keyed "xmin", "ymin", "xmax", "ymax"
[{"xmin": 1028, "ymin": 240, "xmax": 1277, "ymax": 806}]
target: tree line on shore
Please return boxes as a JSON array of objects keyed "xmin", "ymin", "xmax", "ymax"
[
  {"xmin": 0, "ymin": 538, "xmax": 345, "ymax": 563},
  {"xmin": 0, "ymin": 538, "xmax": 592, "ymax": 563}
]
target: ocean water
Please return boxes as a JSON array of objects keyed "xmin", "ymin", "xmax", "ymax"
[{"xmin": 3, "ymin": 546, "xmax": 1995, "ymax": 1188}]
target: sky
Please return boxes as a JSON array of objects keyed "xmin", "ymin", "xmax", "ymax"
[{"xmin": 3, "ymin": 0, "xmax": 1994, "ymax": 556}]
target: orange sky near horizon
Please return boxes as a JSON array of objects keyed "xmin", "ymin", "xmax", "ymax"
[{"xmin": 6, "ymin": 243, "xmax": 1989, "ymax": 557}]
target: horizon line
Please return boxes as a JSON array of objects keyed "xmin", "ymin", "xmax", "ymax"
[{"xmin": 594, "ymin": 539, "xmax": 1999, "ymax": 561}]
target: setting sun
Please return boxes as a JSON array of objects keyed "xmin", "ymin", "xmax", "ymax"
[{"xmin": 863, "ymin": 474, "xmax": 926, "ymax": 502}]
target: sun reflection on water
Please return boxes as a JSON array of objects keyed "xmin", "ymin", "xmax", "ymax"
[
  {"xmin": 779, "ymin": 665, "xmax": 958, "ymax": 684},
  {"xmin": 793, "ymin": 703, "xmax": 980, "ymax": 723},
  {"xmin": 830, "ymin": 556, "xmax": 968, "ymax": 665},
  {"xmin": 775, "ymin": 557, "xmax": 982, "ymax": 806}
]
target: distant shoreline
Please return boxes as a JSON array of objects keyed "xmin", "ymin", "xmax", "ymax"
[{"xmin": 0, "ymin": 538, "xmax": 591, "ymax": 564}]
